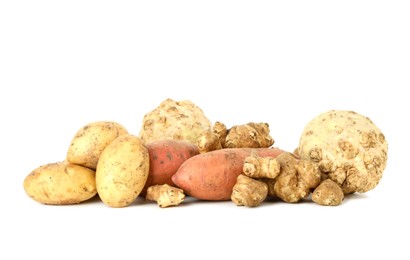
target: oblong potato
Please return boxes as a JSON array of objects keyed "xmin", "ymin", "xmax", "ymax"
[
  {"xmin": 67, "ymin": 121, "xmax": 128, "ymax": 169},
  {"xmin": 96, "ymin": 134, "xmax": 149, "ymax": 207},
  {"xmin": 23, "ymin": 161, "xmax": 97, "ymax": 205}
]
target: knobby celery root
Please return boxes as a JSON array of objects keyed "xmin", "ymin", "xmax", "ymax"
[
  {"xmin": 298, "ymin": 110, "xmax": 388, "ymax": 194},
  {"xmin": 139, "ymin": 98, "xmax": 212, "ymax": 144},
  {"xmin": 146, "ymin": 184, "xmax": 185, "ymax": 208},
  {"xmin": 231, "ymin": 174, "xmax": 268, "ymax": 207}
]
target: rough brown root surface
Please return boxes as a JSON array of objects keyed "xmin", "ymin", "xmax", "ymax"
[
  {"xmin": 312, "ymin": 179, "xmax": 344, "ymax": 206},
  {"xmin": 298, "ymin": 110, "xmax": 388, "ymax": 194}
]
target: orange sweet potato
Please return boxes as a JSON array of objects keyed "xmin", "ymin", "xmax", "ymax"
[
  {"xmin": 172, "ymin": 148, "xmax": 284, "ymax": 200},
  {"xmin": 141, "ymin": 140, "xmax": 199, "ymax": 195}
]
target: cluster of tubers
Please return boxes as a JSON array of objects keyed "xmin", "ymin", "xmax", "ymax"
[{"xmin": 23, "ymin": 99, "xmax": 388, "ymax": 208}]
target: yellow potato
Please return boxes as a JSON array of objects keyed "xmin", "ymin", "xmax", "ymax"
[
  {"xmin": 23, "ymin": 161, "xmax": 97, "ymax": 205},
  {"xmin": 67, "ymin": 121, "xmax": 128, "ymax": 170},
  {"xmin": 96, "ymin": 134, "xmax": 149, "ymax": 207}
]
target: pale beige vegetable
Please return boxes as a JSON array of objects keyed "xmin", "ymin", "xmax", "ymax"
[
  {"xmin": 96, "ymin": 134, "xmax": 149, "ymax": 208},
  {"xmin": 67, "ymin": 121, "xmax": 128, "ymax": 169},
  {"xmin": 23, "ymin": 161, "xmax": 96, "ymax": 205},
  {"xmin": 298, "ymin": 110, "xmax": 388, "ymax": 194},
  {"xmin": 139, "ymin": 98, "xmax": 212, "ymax": 144},
  {"xmin": 146, "ymin": 184, "xmax": 185, "ymax": 208},
  {"xmin": 312, "ymin": 179, "xmax": 344, "ymax": 206},
  {"xmin": 231, "ymin": 174, "xmax": 268, "ymax": 207}
]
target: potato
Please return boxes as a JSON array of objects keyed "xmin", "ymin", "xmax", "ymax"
[
  {"xmin": 141, "ymin": 139, "xmax": 199, "ymax": 195},
  {"xmin": 172, "ymin": 148, "xmax": 284, "ymax": 201},
  {"xmin": 96, "ymin": 134, "xmax": 149, "ymax": 207},
  {"xmin": 23, "ymin": 161, "xmax": 97, "ymax": 205},
  {"xmin": 67, "ymin": 121, "xmax": 128, "ymax": 169}
]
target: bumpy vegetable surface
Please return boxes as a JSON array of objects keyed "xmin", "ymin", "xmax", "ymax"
[
  {"xmin": 298, "ymin": 110, "xmax": 388, "ymax": 194},
  {"xmin": 139, "ymin": 98, "xmax": 212, "ymax": 144}
]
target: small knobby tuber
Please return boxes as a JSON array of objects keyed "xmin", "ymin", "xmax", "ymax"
[
  {"xmin": 243, "ymin": 154, "xmax": 280, "ymax": 179},
  {"xmin": 213, "ymin": 121, "xmax": 228, "ymax": 146},
  {"xmin": 242, "ymin": 152, "xmax": 320, "ymax": 203},
  {"xmin": 312, "ymin": 179, "xmax": 344, "ymax": 206},
  {"xmin": 139, "ymin": 98, "xmax": 212, "ymax": 144},
  {"xmin": 298, "ymin": 110, "xmax": 388, "ymax": 194},
  {"xmin": 196, "ymin": 121, "xmax": 227, "ymax": 153},
  {"xmin": 273, "ymin": 152, "xmax": 321, "ymax": 203},
  {"xmin": 197, "ymin": 122, "xmax": 274, "ymax": 153},
  {"xmin": 224, "ymin": 122, "xmax": 274, "ymax": 148},
  {"xmin": 231, "ymin": 174, "xmax": 268, "ymax": 207},
  {"xmin": 146, "ymin": 184, "xmax": 185, "ymax": 208}
]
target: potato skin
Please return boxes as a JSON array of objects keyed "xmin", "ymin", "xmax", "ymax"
[
  {"xmin": 141, "ymin": 140, "xmax": 199, "ymax": 195},
  {"xmin": 96, "ymin": 134, "xmax": 149, "ymax": 207},
  {"xmin": 23, "ymin": 161, "xmax": 97, "ymax": 205},
  {"xmin": 172, "ymin": 148, "xmax": 284, "ymax": 201},
  {"xmin": 67, "ymin": 121, "xmax": 128, "ymax": 170}
]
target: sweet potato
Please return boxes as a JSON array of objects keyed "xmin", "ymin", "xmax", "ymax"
[
  {"xmin": 141, "ymin": 140, "xmax": 199, "ymax": 195},
  {"xmin": 172, "ymin": 148, "xmax": 285, "ymax": 201}
]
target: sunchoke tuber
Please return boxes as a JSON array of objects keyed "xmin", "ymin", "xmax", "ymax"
[
  {"xmin": 312, "ymin": 179, "xmax": 344, "ymax": 206},
  {"xmin": 225, "ymin": 122, "xmax": 274, "ymax": 148},
  {"xmin": 243, "ymin": 154, "xmax": 280, "ymax": 179},
  {"xmin": 146, "ymin": 184, "xmax": 185, "ymax": 208},
  {"xmin": 231, "ymin": 174, "xmax": 268, "ymax": 207}
]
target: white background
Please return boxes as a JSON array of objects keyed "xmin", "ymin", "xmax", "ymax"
[{"xmin": 1, "ymin": 1, "xmax": 409, "ymax": 259}]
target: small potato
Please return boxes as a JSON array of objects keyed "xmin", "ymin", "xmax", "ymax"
[
  {"xmin": 96, "ymin": 134, "xmax": 149, "ymax": 207},
  {"xmin": 67, "ymin": 121, "xmax": 128, "ymax": 169},
  {"xmin": 23, "ymin": 161, "xmax": 97, "ymax": 205}
]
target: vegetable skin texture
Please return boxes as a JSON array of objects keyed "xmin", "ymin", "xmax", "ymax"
[
  {"xmin": 312, "ymin": 179, "xmax": 344, "ymax": 206},
  {"xmin": 224, "ymin": 122, "xmax": 274, "ymax": 148},
  {"xmin": 96, "ymin": 134, "xmax": 149, "ymax": 208},
  {"xmin": 298, "ymin": 110, "xmax": 388, "ymax": 194},
  {"xmin": 231, "ymin": 174, "xmax": 268, "ymax": 207},
  {"xmin": 172, "ymin": 148, "xmax": 284, "ymax": 201},
  {"xmin": 23, "ymin": 161, "xmax": 96, "ymax": 205},
  {"xmin": 141, "ymin": 140, "xmax": 199, "ymax": 195},
  {"xmin": 146, "ymin": 184, "xmax": 185, "ymax": 208},
  {"xmin": 273, "ymin": 152, "xmax": 321, "ymax": 203},
  {"xmin": 67, "ymin": 121, "xmax": 128, "ymax": 170},
  {"xmin": 139, "ymin": 98, "xmax": 212, "ymax": 144}
]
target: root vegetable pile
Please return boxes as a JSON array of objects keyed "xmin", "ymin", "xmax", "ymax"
[{"xmin": 23, "ymin": 100, "xmax": 388, "ymax": 208}]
